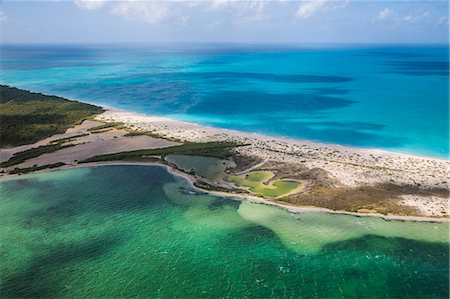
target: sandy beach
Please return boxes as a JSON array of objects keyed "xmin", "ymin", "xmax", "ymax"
[
  {"xmin": 1, "ymin": 108, "xmax": 449, "ymax": 219},
  {"xmin": 98, "ymin": 109, "xmax": 449, "ymax": 187},
  {"xmin": 96, "ymin": 109, "xmax": 449, "ymax": 217}
]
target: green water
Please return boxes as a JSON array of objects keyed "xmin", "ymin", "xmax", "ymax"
[
  {"xmin": 165, "ymin": 154, "xmax": 234, "ymax": 181},
  {"xmin": 0, "ymin": 165, "xmax": 448, "ymax": 298}
]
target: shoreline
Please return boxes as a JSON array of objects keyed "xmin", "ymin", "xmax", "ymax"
[
  {"xmin": 97, "ymin": 108, "xmax": 450, "ymax": 188},
  {"xmin": 1, "ymin": 97, "xmax": 449, "ymax": 220},
  {"xmin": 63, "ymin": 94, "xmax": 450, "ymax": 161},
  {"xmin": 98, "ymin": 106, "xmax": 449, "ymax": 162},
  {"xmin": 2, "ymin": 161, "xmax": 448, "ymax": 223},
  {"xmin": 8, "ymin": 87, "xmax": 447, "ymax": 160}
]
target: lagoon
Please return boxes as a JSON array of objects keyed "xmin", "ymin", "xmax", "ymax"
[{"xmin": 0, "ymin": 165, "xmax": 448, "ymax": 298}]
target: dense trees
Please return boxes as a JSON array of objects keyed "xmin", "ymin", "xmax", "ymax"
[{"xmin": 0, "ymin": 85, "xmax": 104, "ymax": 146}]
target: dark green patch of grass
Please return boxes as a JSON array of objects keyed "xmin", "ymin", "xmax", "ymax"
[
  {"xmin": 80, "ymin": 142, "xmax": 237, "ymax": 164},
  {"xmin": 0, "ymin": 144, "xmax": 74, "ymax": 168},
  {"xmin": 124, "ymin": 131, "xmax": 158, "ymax": 137},
  {"xmin": 89, "ymin": 128, "xmax": 114, "ymax": 134},
  {"xmin": 123, "ymin": 130, "xmax": 182, "ymax": 142},
  {"xmin": 49, "ymin": 133, "xmax": 89, "ymax": 145},
  {"xmin": 0, "ymin": 85, "xmax": 104, "ymax": 147},
  {"xmin": 87, "ymin": 122, "xmax": 125, "ymax": 132},
  {"xmin": 9, "ymin": 162, "xmax": 66, "ymax": 175}
]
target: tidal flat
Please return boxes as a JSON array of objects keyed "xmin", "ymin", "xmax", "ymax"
[{"xmin": 1, "ymin": 165, "xmax": 448, "ymax": 298}]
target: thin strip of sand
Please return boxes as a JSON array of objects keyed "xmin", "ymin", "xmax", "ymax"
[
  {"xmin": 2, "ymin": 106, "xmax": 448, "ymax": 219},
  {"xmin": 3, "ymin": 161, "xmax": 447, "ymax": 223}
]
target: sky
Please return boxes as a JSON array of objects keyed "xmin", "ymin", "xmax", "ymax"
[{"xmin": 0, "ymin": 0, "xmax": 448, "ymax": 44}]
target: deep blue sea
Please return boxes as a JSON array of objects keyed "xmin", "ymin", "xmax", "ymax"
[{"xmin": 1, "ymin": 44, "xmax": 448, "ymax": 157}]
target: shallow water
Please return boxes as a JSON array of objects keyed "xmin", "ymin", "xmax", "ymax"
[
  {"xmin": 0, "ymin": 165, "xmax": 448, "ymax": 298},
  {"xmin": 164, "ymin": 154, "xmax": 234, "ymax": 181},
  {"xmin": 1, "ymin": 44, "xmax": 448, "ymax": 157}
]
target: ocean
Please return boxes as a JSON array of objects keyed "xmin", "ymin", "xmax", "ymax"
[
  {"xmin": 0, "ymin": 165, "xmax": 448, "ymax": 298},
  {"xmin": 0, "ymin": 44, "xmax": 448, "ymax": 158}
]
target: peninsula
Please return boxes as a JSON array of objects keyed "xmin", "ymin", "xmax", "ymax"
[{"xmin": 1, "ymin": 85, "xmax": 448, "ymax": 220}]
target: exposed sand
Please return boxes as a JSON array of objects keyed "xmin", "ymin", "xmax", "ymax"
[
  {"xmin": 98, "ymin": 109, "xmax": 449, "ymax": 187},
  {"xmin": 1, "ymin": 108, "xmax": 448, "ymax": 219},
  {"xmin": 6, "ymin": 160, "xmax": 447, "ymax": 223},
  {"xmin": 0, "ymin": 120, "xmax": 103, "ymax": 162},
  {"xmin": 400, "ymin": 195, "xmax": 449, "ymax": 217},
  {"xmin": 0, "ymin": 120, "xmax": 179, "ymax": 170},
  {"xmin": 97, "ymin": 109, "xmax": 450, "ymax": 217}
]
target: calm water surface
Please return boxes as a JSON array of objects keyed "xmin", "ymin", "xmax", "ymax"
[
  {"xmin": 1, "ymin": 44, "xmax": 448, "ymax": 157},
  {"xmin": 0, "ymin": 165, "xmax": 448, "ymax": 298}
]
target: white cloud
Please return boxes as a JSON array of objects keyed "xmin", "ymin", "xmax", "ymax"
[
  {"xmin": 376, "ymin": 8, "xmax": 394, "ymax": 21},
  {"xmin": 110, "ymin": 1, "xmax": 174, "ymax": 24},
  {"xmin": 74, "ymin": 0, "xmax": 107, "ymax": 11},
  {"xmin": 83, "ymin": 0, "xmax": 273, "ymax": 25},
  {"xmin": 403, "ymin": 11, "xmax": 430, "ymax": 23},
  {"xmin": 202, "ymin": 0, "xmax": 270, "ymax": 22},
  {"xmin": 210, "ymin": 0, "xmax": 264, "ymax": 12},
  {"xmin": 402, "ymin": 15, "xmax": 413, "ymax": 22},
  {"xmin": 296, "ymin": 0, "xmax": 325, "ymax": 18},
  {"xmin": 72, "ymin": 0, "xmax": 350, "ymax": 25},
  {"xmin": 296, "ymin": 0, "xmax": 348, "ymax": 19},
  {"xmin": 0, "ymin": 10, "xmax": 8, "ymax": 23},
  {"xmin": 374, "ymin": 8, "xmax": 432, "ymax": 24},
  {"xmin": 210, "ymin": 0, "xmax": 232, "ymax": 10}
]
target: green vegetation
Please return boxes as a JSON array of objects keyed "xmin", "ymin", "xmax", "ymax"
[
  {"xmin": 87, "ymin": 122, "xmax": 181, "ymax": 141},
  {"xmin": 286, "ymin": 183, "xmax": 449, "ymax": 216},
  {"xmin": 9, "ymin": 162, "xmax": 66, "ymax": 175},
  {"xmin": 227, "ymin": 171, "xmax": 273, "ymax": 188},
  {"xmin": 87, "ymin": 122, "xmax": 125, "ymax": 132},
  {"xmin": 124, "ymin": 130, "xmax": 182, "ymax": 142},
  {"xmin": 0, "ymin": 85, "xmax": 104, "ymax": 147},
  {"xmin": 226, "ymin": 171, "xmax": 302, "ymax": 197},
  {"xmin": 0, "ymin": 144, "xmax": 74, "ymax": 168},
  {"xmin": 89, "ymin": 128, "xmax": 114, "ymax": 134},
  {"xmin": 165, "ymin": 154, "xmax": 235, "ymax": 181},
  {"xmin": 245, "ymin": 171, "xmax": 274, "ymax": 182},
  {"xmin": 252, "ymin": 180, "xmax": 301, "ymax": 197},
  {"xmin": 123, "ymin": 131, "xmax": 151, "ymax": 137},
  {"xmin": 80, "ymin": 142, "xmax": 237, "ymax": 164},
  {"xmin": 49, "ymin": 133, "xmax": 89, "ymax": 145}
]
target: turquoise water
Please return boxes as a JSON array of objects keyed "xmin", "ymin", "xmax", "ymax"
[
  {"xmin": 0, "ymin": 165, "xmax": 448, "ymax": 298},
  {"xmin": 0, "ymin": 44, "xmax": 448, "ymax": 157}
]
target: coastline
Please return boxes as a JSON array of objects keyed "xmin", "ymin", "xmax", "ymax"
[
  {"xmin": 1, "ymin": 101, "xmax": 449, "ymax": 220},
  {"xmin": 2, "ymin": 161, "xmax": 448, "ymax": 223},
  {"xmin": 97, "ymin": 108, "xmax": 450, "ymax": 189},
  {"xmin": 98, "ymin": 106, "xmax": 449, "ymax": 162}
]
